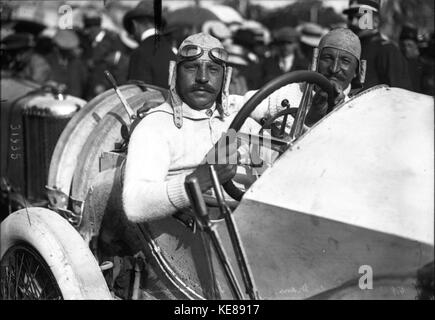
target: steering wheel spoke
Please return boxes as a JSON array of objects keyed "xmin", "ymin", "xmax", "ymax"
[
  {"xmin": 224, "ymin": 71, "xmax": 334, "ymax": 201},
  {"xmin": 260, "ymin": 107, "xmax": 299, "ymax": 139},
  {"xmin": 236, "ymin": 132, "xmax": 289, "ymax": 154}
]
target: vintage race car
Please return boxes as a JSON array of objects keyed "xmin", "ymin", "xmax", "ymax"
[
  {"xmin": 0, "ymin": 71, "xmax": 433, "ymax": 300},
  {"xmin": 0, "ymin": 77, "xmax": 86, "ymax": 219}
]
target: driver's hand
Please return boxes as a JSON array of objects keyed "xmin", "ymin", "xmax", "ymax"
[
  {"xmin": 187, "ymin": 164, "xmax": 236, "ymax": 193},
  {"xmin": 306, "ymin": 82, "xmax": 344, "ymax": 126},
  {"xmin": 330, "ymin": 82, "xmax": 345, "ymax": 105},
  {"xmin": 186, "ymin": 132, "xmax": 238, "ymax": 193},
  {"xmin": 313, "ymin": 82, "xmax": 345, "ymax": 106}
]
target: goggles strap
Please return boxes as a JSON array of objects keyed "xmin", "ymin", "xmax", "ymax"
[
  {"xmin": 359, "ymin": 59, "xmax": 366, "ymax": 84},
  {"xmin": 168, "ymin": 60, "xmax": 183, "ymax": 128},
  {"xmin": 219, "ymin": 65, "xmax": 232, "ymax": 117}
]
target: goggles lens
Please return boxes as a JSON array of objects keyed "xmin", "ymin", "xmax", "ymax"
[
  {"xmin": 178, "ymin": 45, "xmax": 228, "ymax": 64},
  {"xmin": 179, "ymin": 44, "xmax": 203, "ymax": 59},
  {"xmin": 209, "ymin": 47, "xmax": 229, "ymax": 63}
]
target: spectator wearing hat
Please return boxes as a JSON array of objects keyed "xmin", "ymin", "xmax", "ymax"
[
  {"xmin": 259, "ymin": 27, "xmax": 307, "ymax": 86},
  {"xmin": 399, "ymin": 25, "xmax": 425, "ymax": 94},
  {"xmin": 343, "ymin": 0, "xmax": 411, "ymax": 90},
  {"xmin": 123, "ymin": 0, "xmax": 175, "ymax": 89},
  {"xmin": 232, "ymin": 27, "xmax": 268, "ymax": 89},
  {"xmin": 202, "ymin": 20, "xmax": 232, "ymax": 45},
  {"xmin": 80, "ymin": 8, "xmax": 130, "ymax": 99},
  {"xmin": 225, "ymin": 43, "xmax": 250, "ymax": 95},
  {"xmin": 297, "ymin": 23, "xmax": 327, "ymax": 68},
  {"xmin": 0, "ymin": 32, "xmax": 51, "ymax": 84},
  {"xmin": 45, "ymin": 29, "xmax": 88, "ymax": 98}
]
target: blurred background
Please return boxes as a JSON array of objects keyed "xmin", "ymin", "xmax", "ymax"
[
  {"xmin": 1, "ymin": 0, "xmax": 434, "ymax": 98},
  {"xmin": 1, "ymin": 0, "xmax": 433, "ymax": 41}
]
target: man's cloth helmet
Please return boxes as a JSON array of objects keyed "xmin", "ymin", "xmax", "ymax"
[{"xmin": 168, "ymin": 33, "xmax": 232, "ymax": 128}]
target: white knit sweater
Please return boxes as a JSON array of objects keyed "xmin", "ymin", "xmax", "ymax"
[{"xmin": 123, "ymin": 84, "xmax": 305, "ymax": 222}]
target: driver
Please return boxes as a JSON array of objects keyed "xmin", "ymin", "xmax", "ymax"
[
  {"xmin": 123, "ymin": 33, "xmax": 285, "ymax": 223},
  {"xmin": 228, "ymin": 28, "xmax": 365, "ymax": 132},
  {"xmin": 304, "ymin": 27, "xmax": 366, "ymax": 126},
  {"xmin": 123, "ymin": 31, "xmax": 361, "ymax": 223}
]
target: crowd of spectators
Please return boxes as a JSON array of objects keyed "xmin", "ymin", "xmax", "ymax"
[{"xmin": 1, "ymin": 0, "xmax": 433, "ymax": 99}]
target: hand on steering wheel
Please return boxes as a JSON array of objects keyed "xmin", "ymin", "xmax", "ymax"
[
  {"xmin": 306, "ymin": 81, "xmax": 345, "ymax": 126},
  {"xmin": 223, "ymin": 71, "xmax": 334, "ymax": 201},
  {"xmin": 186, "ymin": 131, "xmax": 238, "ymax": 193}
]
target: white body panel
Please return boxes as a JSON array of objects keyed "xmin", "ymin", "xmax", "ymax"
[
  {"xmin": 242, "ymin": 87, "xmax": 434, "ymax": 245},
  {"xmin": 230, "ymin": 87, "xmax": 434, "ymax": 299}
]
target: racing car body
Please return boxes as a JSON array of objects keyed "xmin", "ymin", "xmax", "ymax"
[
  {"xmin": 0, "ymin": 77, "xmax": 433, "ymax": 300},
  {"xmin": 0, "ymin": 77, "xmax": 85, "ymax": 218},
  {"xmin": 111, "ymin": 85, "xmax": 433, "ymax": 300},
  {"xmin": 232, "ymin": 86, "xmax": 434, "ymax": 299}
]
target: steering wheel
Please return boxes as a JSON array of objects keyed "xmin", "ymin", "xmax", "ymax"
[
  {"xmin": 260, "ymin": 107, "xmax": 298, "ymax": 139},
  {"xmin": 223, "ymin": 70, "xmax": 334, "ymax": 201}
]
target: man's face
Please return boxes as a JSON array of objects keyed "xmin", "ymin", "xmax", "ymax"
[
  {"xmin": 318, "ymin": 47, "xmax": 358, "ymax": 90},
  {"xmin": 176, "ymin": 58, "xmax": 224, "ymax": 110}
]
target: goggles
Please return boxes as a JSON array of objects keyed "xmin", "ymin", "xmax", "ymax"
[{"xmin": 178, "ymin": 44, "xmax": 229, "ymax": 65}]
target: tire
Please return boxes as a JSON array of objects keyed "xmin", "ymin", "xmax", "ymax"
[
  {"xmin": 0, "ymin": 207, "xmax": 112, "ymax": 300},
  {"xmin": 47, "ymin": 85, "xmax": 143, "ymax": 205},
  {"xmin": 1, "ymin": 243, "xmax": 63, "ymax": 300},
  {"xmin": 70, "ymin": 90, "xmax": 165, "ymax": 203}
]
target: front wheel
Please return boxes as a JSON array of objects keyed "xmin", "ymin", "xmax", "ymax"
[
  {"xmin": 1, "ymin": 243, "xmax": 63, "ymax": 300},
  {"xmin": 0, "ymin": 208, "xmax": 112, "ymax": 300}
]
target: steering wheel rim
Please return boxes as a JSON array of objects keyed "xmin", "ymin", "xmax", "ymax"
[{"xmin": 223, "ymin": 70, "xmax": 334, "ymax": 201}]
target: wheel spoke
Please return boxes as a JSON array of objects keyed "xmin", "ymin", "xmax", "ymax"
[
  {"xmin": 1, "ymin": 244, "xmax": 62, "ymax": 300},
  {"xmin": 15, "ymin": 252, "xmax": 25, "ymax": 298},
  {"xmin": 20, "ymin": 258, "xmax": 33, "ymax": 298},
  {"xmin": 29, "ymin": 264, "xmax": 42, "ymax": 298},
  {"xmin": 23, "ymin": 256, "xmax": 41, "ymax": 299},
  {"xmin": 19, "ymin": 254, "xmax": 35, "ymax": 299},
  {"xmin": 6, "ymin": 267, "xmax": 16, "ymax": 299},
  {"xmin": 38, "ymin": 276, "xmax": 51, "ymax": 298}
]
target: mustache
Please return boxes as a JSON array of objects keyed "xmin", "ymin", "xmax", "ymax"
[
  {"xmin": 189, "ymin": 84, "xmax": 216, "ymax": 93},
  {"xmin": 326, "ymin": 73, "xmax": 346, "ymax": 82}
]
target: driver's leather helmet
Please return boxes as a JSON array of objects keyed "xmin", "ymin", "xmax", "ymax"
[
  {"xmin": 168, "ymin": 32, "xmax": 233, "ymax": 128},
  {"xmin": 317, "ymin": 28, "xmax": 366, "ymax": 86}
]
